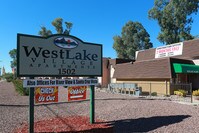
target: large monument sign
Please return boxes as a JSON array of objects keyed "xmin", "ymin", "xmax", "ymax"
[{"xmin": 17, "ymin": 34, "xmax": 102, "ymax": 77}]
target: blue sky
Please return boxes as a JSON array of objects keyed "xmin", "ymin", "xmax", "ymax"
[{"xmin": 0, "ymin": 0, "xmax": 199, "ymax": 73}]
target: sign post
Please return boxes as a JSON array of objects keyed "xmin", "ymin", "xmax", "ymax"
[
  {"xmin": 90, "ymin": 84, "xmax": 95, "ymax": 124},
  {"xmin": 29, "ymin": 77, "xmax": 34, "ymax": 133}
]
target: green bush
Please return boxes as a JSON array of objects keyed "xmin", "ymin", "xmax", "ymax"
[
  {"xmin": 3, "ymin": 73, "xmax": 14, "ymax": 82},
  {"xmin": 12, "ymin": 79, "xmax": 29, "ymax": 96},
  {"xmin": 164, "ymin": 94, "xmax": 170, "ymax": 97},
  {"xmin": 151, "ymin": 92, "xmax": 157, "ymax": 96}
]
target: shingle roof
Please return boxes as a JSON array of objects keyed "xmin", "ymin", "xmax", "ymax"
[
  {"xmin": 113, "ymin": 58, "xmax": 172, "ymax": 79},
  {"xmin": 176, "ymin": 39, "xmax": 199, "ymax": 60},
  {"xmin": 109, "ymin": 58, "xmax": 133, "ymax": 68},
  {"xmin": 136, "ymin": 48, "xmax": 156, "ymax": 62}
]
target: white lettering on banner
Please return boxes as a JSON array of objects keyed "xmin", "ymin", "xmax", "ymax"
[
  {"xmin": 70, "ymin": 89, "xmax": 85, "ymax": 94},
  {"xmin": 46, "ymin": 96, "xmax": 55, "ymax": 101},
  {"xmin": 40, "ymin": 88, "xmax": 54, "ymax": 94},
  {"xmin": 155, "ymin": 42, "xmax": 183, "ymax": 58},
  {"xmin": 38, "ymin": 96, "xmax": 45, "ymax": 102},
  {"xmin": 23, "ymin": 79, "xmax": 98, "ymax": 87},
  {"xmin": 38, "ymin": 96, "xmax": 55, "ymax": 102}
]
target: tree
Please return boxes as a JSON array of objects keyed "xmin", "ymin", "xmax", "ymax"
[
  {"xmin": 113, "ymin": 21, "xmax": 153, "ymax": 59},
  {"xmin": 64, "ymin": 22, "xmax": 73, "ymax": 35},
  {"xmin": 38, "ymin": 17, "xmax": 73, "ymax": 37},
  {"xmin": 52, "ymin": 18, "xmax": 63, "ymax": 34},
  {"xmin": 9, "ymin": 49, "xmax": 17, "ymax": 69},
  {"xmin": 148, "ymin": 0, "xmax": 199, "ymax": 45},
  {"xmin": 38, "ymin": 26, "xmax": 52, "ymax": 37}
]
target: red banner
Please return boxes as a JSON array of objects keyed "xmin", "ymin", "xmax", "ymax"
[
  {"xmin": 35, "ymin": 86, "xmax": 58, "ymax": 103},
  {"xmin": 68, "ymin": 86, "xmax": 87, "ymax": 101}
]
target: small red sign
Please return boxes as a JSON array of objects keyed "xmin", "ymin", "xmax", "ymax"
[
  {"xmin": 68, "ymin": 86, "xmax": 87, "ymax": 101},
  {"xmin": 35, "ymin": 86, "xmax": 58, "ymax": 103}
]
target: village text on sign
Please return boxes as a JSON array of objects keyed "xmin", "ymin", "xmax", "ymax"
[
  {"xmin": 23, "ymin": 79, "xmax": 98, "ymax": 87},
  {"xmin": 17, "ymin": 34, "xmax": 102, "ymax": 77}
]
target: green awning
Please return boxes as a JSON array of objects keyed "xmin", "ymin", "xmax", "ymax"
[{"xmin": 173, "ymin": 63, "xmax": 199, "ymax": 73}]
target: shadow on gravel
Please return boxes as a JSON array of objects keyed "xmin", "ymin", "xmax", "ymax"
[
  {"xmin": 57, "ymin": 127, "xmax": 113, "ymax": 133},
  {"xmin": 103, "ymin": 115, "xmax": 191, "ymax": 133},
  {"xmin": 0, "ymin": 104, "xmax": 28, "ymax": 107}
]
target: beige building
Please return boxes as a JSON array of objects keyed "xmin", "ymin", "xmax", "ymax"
[
  {"xmin": 98, "ymin": 58, "xmax": 132, "ymax": 88},
  {"xmin": 113, "ymin": 39, "xmax": 199, "ymax": 95}
]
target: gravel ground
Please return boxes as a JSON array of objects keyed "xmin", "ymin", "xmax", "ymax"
[{"xmin": 1, "ymin": 81, "xmax": 199, "ymax": 133}]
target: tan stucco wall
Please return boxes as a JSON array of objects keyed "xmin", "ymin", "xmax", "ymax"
[
  {"xmin": 116, "ymin": 79, "xmax": 170, "ymax": 95},
  {"xmin": 110, "ymin": 65, "xmax": 116, "ymax": 83}
]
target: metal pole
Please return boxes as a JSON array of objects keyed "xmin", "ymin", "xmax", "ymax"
[
  {"xmin": 29, "ymin": 77, "xmax": 34, "ymax": 133},
  {"xmin": 190, "ymin": 83, "xmax": 193, "ymax": 103},
  {"xmin": 166, "ymin": 81, "xmax": 168, "ymax": 96},
  {"xmin": 150, "ymin": 82, "xmax": 151, "ymax": 97},
  {"xmin": 90, "ymin": 84, "xmax": 95, "ymax": 124}
]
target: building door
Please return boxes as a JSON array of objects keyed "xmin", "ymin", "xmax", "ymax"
[
  {"xmin": 176, "ymin": 73, "xmax": 188, "ymax": 84},
  {"xmin": 187, "ymin": 74, "xmax": 199, "ymax": 90}
]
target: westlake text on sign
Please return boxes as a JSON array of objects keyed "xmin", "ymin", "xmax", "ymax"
[
  {"xmin": 35, "ymin": 87, "xmax": 58, "ymax": 103},
  {"xmin": 155, "ymin": 42, "xmax": 183, "ymax": 58},
  {"xmin": 68, "ymin": 86, "xmax": 87, "ymax": 101},
  {"xmin": 23, "ymin": 79, "xmax": 98, "ymax": 87},
  {"xmin": 17, "ymin": 34, "xmax": 102, "ymax": 77}
]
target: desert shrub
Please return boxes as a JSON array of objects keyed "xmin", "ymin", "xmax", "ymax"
[
  {"xmin": 174, "ymin": 91, "xmax": 180, "ymax": 95},
  {"xmin": 174, "ymin": 89, "xmax": 187, "ymax": 97},
  {"xmin": 96, "ymin": 83, "xmax": 101, "ymax": 88},
  {"xmin": 3, "ymin": 73, "xmax": 13, "ymax": 82},
  {"xmin": 192, "ymin": 89, "xmax": 199, "ymax": 96},
  {"xmin": 151, "ymin": 92, "xmax": 157, "ymax": 96},
  {"xmin": 164, "ymin": 94, "xmax": 170, "ymax": 97},
  {"xmin": 12, "ymin": 79, "xmax": 29, "ymax": 96}
]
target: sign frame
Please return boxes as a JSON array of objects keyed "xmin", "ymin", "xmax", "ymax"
[{"xmin": 17, "ymin": 33, "xmax": 103, "ymax": 77}]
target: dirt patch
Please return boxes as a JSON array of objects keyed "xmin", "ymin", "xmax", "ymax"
[{"xmin": 14, "ymin": 116, "xmax": 113, "ymax": 133}]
